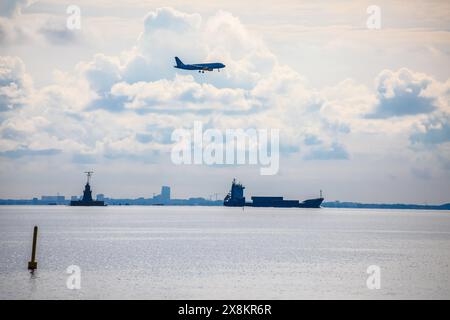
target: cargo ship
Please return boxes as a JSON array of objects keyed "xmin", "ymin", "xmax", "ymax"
[
  {"xmin": 224, "ymin": 179, "xmax": 323, "ymax": 208},
  {"xmin": 70, "ymin": 171, "xmax": 106, "ymax": 206}
]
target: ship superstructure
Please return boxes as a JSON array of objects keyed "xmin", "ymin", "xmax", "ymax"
[{"xmin": 223, "ymin": 179, "xmax": 246, "ymax": 206}]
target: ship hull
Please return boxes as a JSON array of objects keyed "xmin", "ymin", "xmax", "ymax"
[
  {"xmin": 297, "ymin": 198, "xmax": 324, "ymax": 208},
  {"xmin": 224, "ymin": 198, "xmax": 324, "ymax": 208}
]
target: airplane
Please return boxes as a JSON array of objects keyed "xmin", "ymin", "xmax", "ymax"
[{"xmin": 174, "ymin": 57, "xmax": 225, "ymax": 73}]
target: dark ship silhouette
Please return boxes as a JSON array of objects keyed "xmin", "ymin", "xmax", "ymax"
[
  {"xmin": 224, "ymin": 179, "xmax": 323, "ymax": 208},
  {"xmin": 70, "ymin": 171, "xmax": 106, "ymax": 206}
]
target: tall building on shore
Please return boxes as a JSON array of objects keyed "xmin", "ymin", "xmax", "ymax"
[
  {"xmin": 153, "ymin": 186, "xmax": 171, "ymax": 203},
  {"xmin": 161, "ymin": 186, "xmax": 170, "ymax": 201}
]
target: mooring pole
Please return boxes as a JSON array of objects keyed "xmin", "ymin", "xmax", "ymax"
[{"xmin": 28, "ymin": 226, "xmax": 38, "ymax": 272}]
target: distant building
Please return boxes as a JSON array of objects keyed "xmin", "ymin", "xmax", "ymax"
[
  {"xmin": 71, "ymin": 196, "xmax": 79, "ymax": 201},
  {"xmin": 96, "ymin": 194, "xmax": 105, "ymax": 201},
  {"xmin": 161, "ymin": 186, "xmax": 170, "ymax": 201},
  {"xmin": 41, "ymin": 195, "xmax": 65, "ymax": 204},
  {"xmin": 152, "ymin": 186, "xmax": 171, "ymax": 204}
]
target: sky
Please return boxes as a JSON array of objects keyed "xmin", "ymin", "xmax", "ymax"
[{"xmin": 0, "ymin": 0, "xmax": 449, "ymax": 203}]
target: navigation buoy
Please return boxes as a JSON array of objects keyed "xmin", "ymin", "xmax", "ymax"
[{"xmin": 28, "ymin": 226, "xmax": 38, "ymax": 272}]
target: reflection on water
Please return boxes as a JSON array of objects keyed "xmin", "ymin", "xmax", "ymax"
[{"xmin": 0, "ymin": 205, "xmax": 449, "ymax": 299}]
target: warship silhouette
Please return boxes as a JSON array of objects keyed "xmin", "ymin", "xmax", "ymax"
[
  {"xmin": 70, "ymin": 171, "xmax": 106, "ymax": 206},
  {"xmin": 224, "ymin": 179, "xmax": 323, "ymax": 208}
]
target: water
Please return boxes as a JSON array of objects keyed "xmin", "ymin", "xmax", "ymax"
[{"xmin": 0, "ymin": 206, "xmax": 449, "ymax": 299}]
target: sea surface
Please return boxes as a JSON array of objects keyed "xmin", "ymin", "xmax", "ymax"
[{"xmin": 0, "ymin": 205, "xmax": 449, "ymax": 299}]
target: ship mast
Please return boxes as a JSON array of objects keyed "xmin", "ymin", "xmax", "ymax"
[{"xmin": 84, "ymin": 171, "xmax": 93, "ymax": 184}]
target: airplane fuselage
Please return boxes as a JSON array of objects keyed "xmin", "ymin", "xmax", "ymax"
[
  {"xmin": 175, "ymin": 63, "xmax": 225, "ymax": 71},
  {"xmin": 174, "ymin": 57, "xmax": 225, "ymax": 72}
]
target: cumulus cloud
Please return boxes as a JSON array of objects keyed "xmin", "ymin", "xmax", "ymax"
[
  {"xmin": 368, "ymin": 68, "xmax": 438, "ymax": 118},
  {"xmin": 0, "ymin": 56, "xmax": 33, "ymax": 111},
  {"xmin": 66, "ymin": 7, "xmax": 342, "ymax": 159},
  {"xmin": 77, "ymin": 54, "xmax": 122, "ymax": 95},
  {"xmin": 0, "ymin": 1, "xmax": 34, "ymax": 45},
  {"xmin": 0, "ymin": 0, "xmax": 33, "ymax": 18},
  {"xmin": 143, "ymin": 7, "xmax": 201, "ymax": 32},
  {"xmin": 0, "ymin": 7, "xmax": 370, "ymax": 164},
  {"xmin": 2, "ymin": 6, "xmax": 449, "ymax": 177},
  {"xmin": 0, "ymin": 17, "xmax": 28, "ymax": 44},
  {"xmin": 0, "ymin": 0, "xmax": 81, "ymax": 46},
  {"xmin": 410, "ymin": 113, "xmax": 450, "ymax": 146},
  {"xmin": 109, "ymin": 75, "xmax": 256, "ymax": 113}
]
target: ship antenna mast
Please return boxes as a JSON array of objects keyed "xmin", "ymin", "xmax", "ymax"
[{"xmin": 84, "ymin": 171, "xmax": 93, "ymax": 184}]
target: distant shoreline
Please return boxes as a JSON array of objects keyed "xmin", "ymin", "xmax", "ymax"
[
  {"xmin": 322, "ymin": 201, "xmax": 450, "ymax": 211},
  {"xmin": 0, "ymin": 199, "xmax": 449, "ymax": 210}
]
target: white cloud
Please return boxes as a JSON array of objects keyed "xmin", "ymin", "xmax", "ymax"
[
  {"xmin": 0, "ymin": 55, "xmax": 33, "ymax": 111},
  {"xmin": 410, "ymin": 112, "xmax": 450, "ymax": 146},
  {"xmin": 0, "ymin": 0, "xmax": 84, "ymax": 47},
  {"xmin": 0, "ymin": 0, "xmax": 34, "ymax": 18},
  {"xmin": 3, "ymin": 7, "xmax": 448, "ymax": 162},
  {"xmin": 110, "ymin": 75, "xmax": 255, "ymax": 112},
  {"xmin": 367, "ymin": 68, "xmax": 445, "ymax": 118}
]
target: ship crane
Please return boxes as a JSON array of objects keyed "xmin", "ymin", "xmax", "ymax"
[{"xmin": 84, "ymin": 171, "xmax": 94, "ymax": 184}]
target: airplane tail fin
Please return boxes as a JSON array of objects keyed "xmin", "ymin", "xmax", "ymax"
[{"xmin": 174, "ymin": 57, "xmax": 184, "ymax": 67}]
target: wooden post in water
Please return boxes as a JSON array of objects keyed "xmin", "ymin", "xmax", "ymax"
[{"xmin": 28, "ymin": 226, "xmax": 38, "ymax": 272}]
